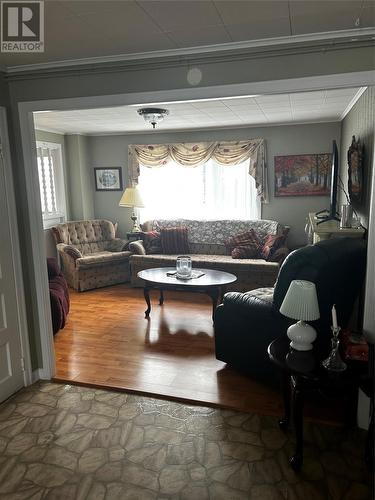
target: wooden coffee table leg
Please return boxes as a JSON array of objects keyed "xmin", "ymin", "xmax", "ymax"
[
  {"xmin": 159, "ymin": 289, "xmax": 164, "ymax": 306},
  {"xmin": 144, "ymin": 287, "xmax": 151, "ymax": 318}
]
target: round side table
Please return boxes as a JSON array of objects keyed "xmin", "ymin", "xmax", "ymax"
[{"xmin": 268, "ymin": 336, "xmax": 366, "ymax": 472}]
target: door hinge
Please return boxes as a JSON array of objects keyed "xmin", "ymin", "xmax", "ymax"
[{"xmin": 20, "ymin": 357, "xmax": 25, "ymax": 372}]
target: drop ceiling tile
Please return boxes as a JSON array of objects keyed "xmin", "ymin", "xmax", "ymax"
[
  {"xmin": 215, "ymin": 1, "xmax": 289, "ymax": 25},
  {"xmin": 63, "ymin": 1, "xmax": 162, "ymax": 36},
  {"xmin": 360, "ymin": 2, "xmax": 375, "ymax": 27},
  {"xmin": 167, "ymin": 25, "xmax": 231, "ymax": 47},
  {"xmin": 289, "ymin": 0, "xmax": 361, "ymax": 35},
  {"xmin": 215, "ymin": 0, "xmax": 290, "ymax": 40},
  {"xmin": 138, "ymin": 1, "xmax": 222, "ymax": 30}
]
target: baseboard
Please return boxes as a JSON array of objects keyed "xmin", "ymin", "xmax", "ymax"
[{"xmin": 31, "ymin": 368, "xmax": 51, "ymax": 383}]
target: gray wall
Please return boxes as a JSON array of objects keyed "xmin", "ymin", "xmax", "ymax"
[
  {"xmin": 65, "ymin": 134, "xmax": 94, "ymax": 220},
  {"xmin": 88, "ymin": 122, "xmax": 340, "ymax": 248},
  {"xmin": 339, "ymin": 87, "xmax": 375, "ymax": 228}
]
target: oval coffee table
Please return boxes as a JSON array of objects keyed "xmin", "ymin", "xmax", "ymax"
[{"xmin": 137, "ymin": 267, "xmax": 237, "ymax": 320}]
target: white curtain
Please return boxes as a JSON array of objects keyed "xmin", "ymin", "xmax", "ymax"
[
  {"xmin": 128, "ymin": 139, "xmax": 268, "ymax": 202},
  {"xmin": 138, "ymin": 158, "xmax": 260, "ymax": 222}
]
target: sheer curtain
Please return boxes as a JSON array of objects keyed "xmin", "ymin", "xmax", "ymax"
[{"xmin": 138, "ymin": 158, "xmax": 260, "ymax": 222}]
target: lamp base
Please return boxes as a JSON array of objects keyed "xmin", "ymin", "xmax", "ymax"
[
  {"xmin": 287, "ymin": 320, "xmax": 317, "ymax": 351},
  {"xmin": 131, "ymin": 213, "xmax": 142, "ymax": 233}
]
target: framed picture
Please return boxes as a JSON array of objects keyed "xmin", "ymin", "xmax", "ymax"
[
  {"xmin": 347, "ymin": 135, "xmax": 363, "ymax": 204},
  {"xmin": 94, "ymin": 167, "xmax": 123, "ymax": 191},
  {"xmin": 274, "ymin": 153, "xmax": 332, "ymax": 197}
]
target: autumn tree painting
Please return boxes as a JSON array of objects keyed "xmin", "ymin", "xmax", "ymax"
[{"xmin": 274, "ymin": 153, "xmax": 332, "ymax": 196}]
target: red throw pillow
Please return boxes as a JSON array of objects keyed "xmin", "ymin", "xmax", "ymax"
[
  {"xmin": 142, "ymin": 230, "xmax": 162, "ymax": 254},
  {"xmin": 231, "ymin": 245, "xmax": 259, "ymax": 259},
  {"xmin": 260, "ymin": 234, "xmax": 286, "ymax": 260},
  {"xmin": 225, "ymin": 229, "xmax": 262, "ymax": 255},
  {"xmin": 160, "ymin": 227, "xmax": 190, "ymax": 254}
]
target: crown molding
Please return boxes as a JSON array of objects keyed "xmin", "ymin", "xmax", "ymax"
[
  {"xmin": 340, "ymin": 86, "xmax": 368, "ymax": 120},
  {"xmin": 5, "ymin": 27, "xmax": 375, "ymax": 78}
]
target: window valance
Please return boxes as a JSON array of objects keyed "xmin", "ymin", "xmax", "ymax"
[{"xmin": 128, "ymin": 139, "xmax": 268, "ymax": 202}]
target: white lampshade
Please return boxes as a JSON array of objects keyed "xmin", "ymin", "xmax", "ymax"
[
  {"xmin": 119, "ymin": 187, "xmax": 144, "ymax": 208},
  {"xmin": 280, "ymin": 280, "xmax": 320, "ymax": 321}
]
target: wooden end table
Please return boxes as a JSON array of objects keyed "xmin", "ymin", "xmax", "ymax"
[
  {"xmin": 268, "ymin": 336, "xmax": 367, "ymax": 472},
  {"xmin": 137, "ymin": 267, "xmax": 237, "ymax": 321}
]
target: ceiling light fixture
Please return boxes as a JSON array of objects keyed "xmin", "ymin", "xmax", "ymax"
[{"xmin": 137, "ymin": 107, "xmax": 169, "ymax": 129}]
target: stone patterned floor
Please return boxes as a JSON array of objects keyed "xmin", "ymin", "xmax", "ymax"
[{"xmin": 0, "ymin": 382, "xmax": 371, "ymax": 500}]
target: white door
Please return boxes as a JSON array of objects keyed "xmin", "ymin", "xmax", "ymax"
[{"xmin": 0, "ymin": 110, "xmax": 26, "ymax": 402}]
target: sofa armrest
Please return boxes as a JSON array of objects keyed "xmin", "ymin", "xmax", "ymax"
[
  {"xmin": 106, "ymin": 238, "xmax": 129, "ymax": 252},
  {"xmin": 56, "ymin": 243, "xmax": 83, "ymax": 261},
  {"xmin": 269, "ymin": 246, "xmax": 290, "ymax": 265}
]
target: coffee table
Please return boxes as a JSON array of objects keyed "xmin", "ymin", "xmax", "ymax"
[{"xmin": 137, "ymin": 267, "xmax": 237, "ymax": 320}]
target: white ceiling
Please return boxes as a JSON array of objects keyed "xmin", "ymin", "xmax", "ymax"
[
  {"xmin": 1, "ymin": 0, "xmax": 374, "ymax": 67},
  {"xmin": 33, "ymin": 87, "xmax": 363, "ymax": 134}
]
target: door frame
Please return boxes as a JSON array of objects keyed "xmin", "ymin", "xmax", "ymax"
[
  {"xmin": 0, "ymin": 107, "xmax": 32, "ymax": 386},
  {"xmin": 17, "ymin": 70, "xmax": 375, "ymax": 380}
]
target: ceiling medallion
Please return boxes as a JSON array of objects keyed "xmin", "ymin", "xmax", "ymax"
[{"xmin": 137, "ymin": 107, "xmax": 169, "ymax": 129}]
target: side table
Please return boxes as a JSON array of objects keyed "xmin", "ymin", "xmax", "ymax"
[
  {"xmin": 126, "ymin": 231, "xmax": 143, "ymax": 242},
  {"xmin": 268, "ymin": 336, "xmax": 366, "ymax": 472}
]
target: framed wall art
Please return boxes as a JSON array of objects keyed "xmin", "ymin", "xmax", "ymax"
[
  {"xmin": 274, "ymin": 153, "xmax": 332, "ymax": 197},
  {"xmin": 94, "ymin": 167, "xmax": 123, "ymax": 191},
  {"xmin": 347, "ymin": 135, "xmax": 363, "ymax": 204}
]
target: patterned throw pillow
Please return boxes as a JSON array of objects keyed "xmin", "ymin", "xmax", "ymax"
[
  {"xmin": 129, "ymin": 240, "xmax": 146, "ymax": 255},
  {"xmin": 260, "ymin": 234, "xmax": 286, "ymax": 260},
  {"xmin": 160, "ymin": 227, "xmax": 190, "ymax": 254},
  {"xmin": 225, "ymin": 229, "xmax": 262, "ymax": 256},
  {"xmin": 142, "ymin": 231, "xmax": 162, "ymax": 254},
  {"xmin": 231, "ymin": 245, "xmax": 259, "ymax": 259}
]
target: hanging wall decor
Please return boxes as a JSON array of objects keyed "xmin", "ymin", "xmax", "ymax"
[
  {"xmin": 347, "ymin": 136, "xmax": 363, "ymax": 204},
  {"xmin": 274, "ymin": 153, "xmax": 332, "ymax": 197},
  {"xmin": 94, "ymin": 167, "xmax": 123, "ymax": 191}
]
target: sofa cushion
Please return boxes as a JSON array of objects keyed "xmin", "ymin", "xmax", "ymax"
[
  {"xmin": 160, "ymin": 227, "xmax": 190, "ymax": 254},
  {"xmin": 231, "ymin": 245, "xmax": 259, "ymax": 259},
  {"xmin": 149, "ymin": 219, "xmax": 284, "ymax": 245},
  {"xmin": 130, "ymin": 253, "xmax": 276, "ymax": 269},
  {"xmin": 260, "ymin": 234, "xmax": 287, "ymax": 260},
  {"xmin": 76, "ymin": 250, "xmax": 132, "ymax": 269},
  {"xmin": 142, "ymin": 230, "xmax": 162, "ymax": 254}
]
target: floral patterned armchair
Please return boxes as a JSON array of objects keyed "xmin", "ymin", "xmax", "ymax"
[{"xmin": 52, "ymin": 219, "xmax": 131, "ymax": 291}]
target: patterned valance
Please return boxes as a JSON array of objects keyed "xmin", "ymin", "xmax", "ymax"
[{"xmin": 128, "ymin": 139, "xmax": 268, "ymax": 202}]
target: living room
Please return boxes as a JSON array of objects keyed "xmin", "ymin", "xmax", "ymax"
[
  {"xmin": 35, "ymin": 82, "xmax": 374, "ymax": 447},
  {"xmin": 0, "ymin": 1, "xmax": 374, "ymax": 497}
]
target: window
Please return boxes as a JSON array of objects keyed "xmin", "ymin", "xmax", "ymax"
[
  {"xmin": 138, "ymin": 158, "xmax": 260, "ymax": 221},
  {"xmin": 36, "ymin": 141, "xmax": 66, "ymax": 228}
]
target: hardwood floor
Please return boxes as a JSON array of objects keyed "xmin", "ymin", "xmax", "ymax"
[{"xmin": 54, "ymin": 284, "xmax": 342, "ymax": 423}]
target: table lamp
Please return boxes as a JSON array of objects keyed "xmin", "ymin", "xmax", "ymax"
[
  {"xmin": 119, "ymin": 187, "xmax": 144, "ymax": 232},
  {"xmin": 279, "ymin": 280, "xmax": 320, "ymax": 351}
]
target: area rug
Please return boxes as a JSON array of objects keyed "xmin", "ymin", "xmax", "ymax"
[{"xmin": 0, "ymin": 382, "xmax": 370, "ymax": 499}]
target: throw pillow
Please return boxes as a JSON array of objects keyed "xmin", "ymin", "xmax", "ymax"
[
  {"xmin": 225, "ymin": 229, "xmax": 262, "ymax": 255},
  {"xmin": 142, "ymin": 230, "xmax": 162, "ymax": 254},
  {"xmin": 129, "ymin": 240, "xmax": 146, "ymax": 255},
  {"xmin": 260, "ymin": 234, "xmax": 286, "ymax": 260},
  {"xmin": 160, "ymin": 227, "xmax": 190, "ymax": 254},
  {"xmin": 231, "ymin": 245, "xmax": 259, "ymax": 259}
]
